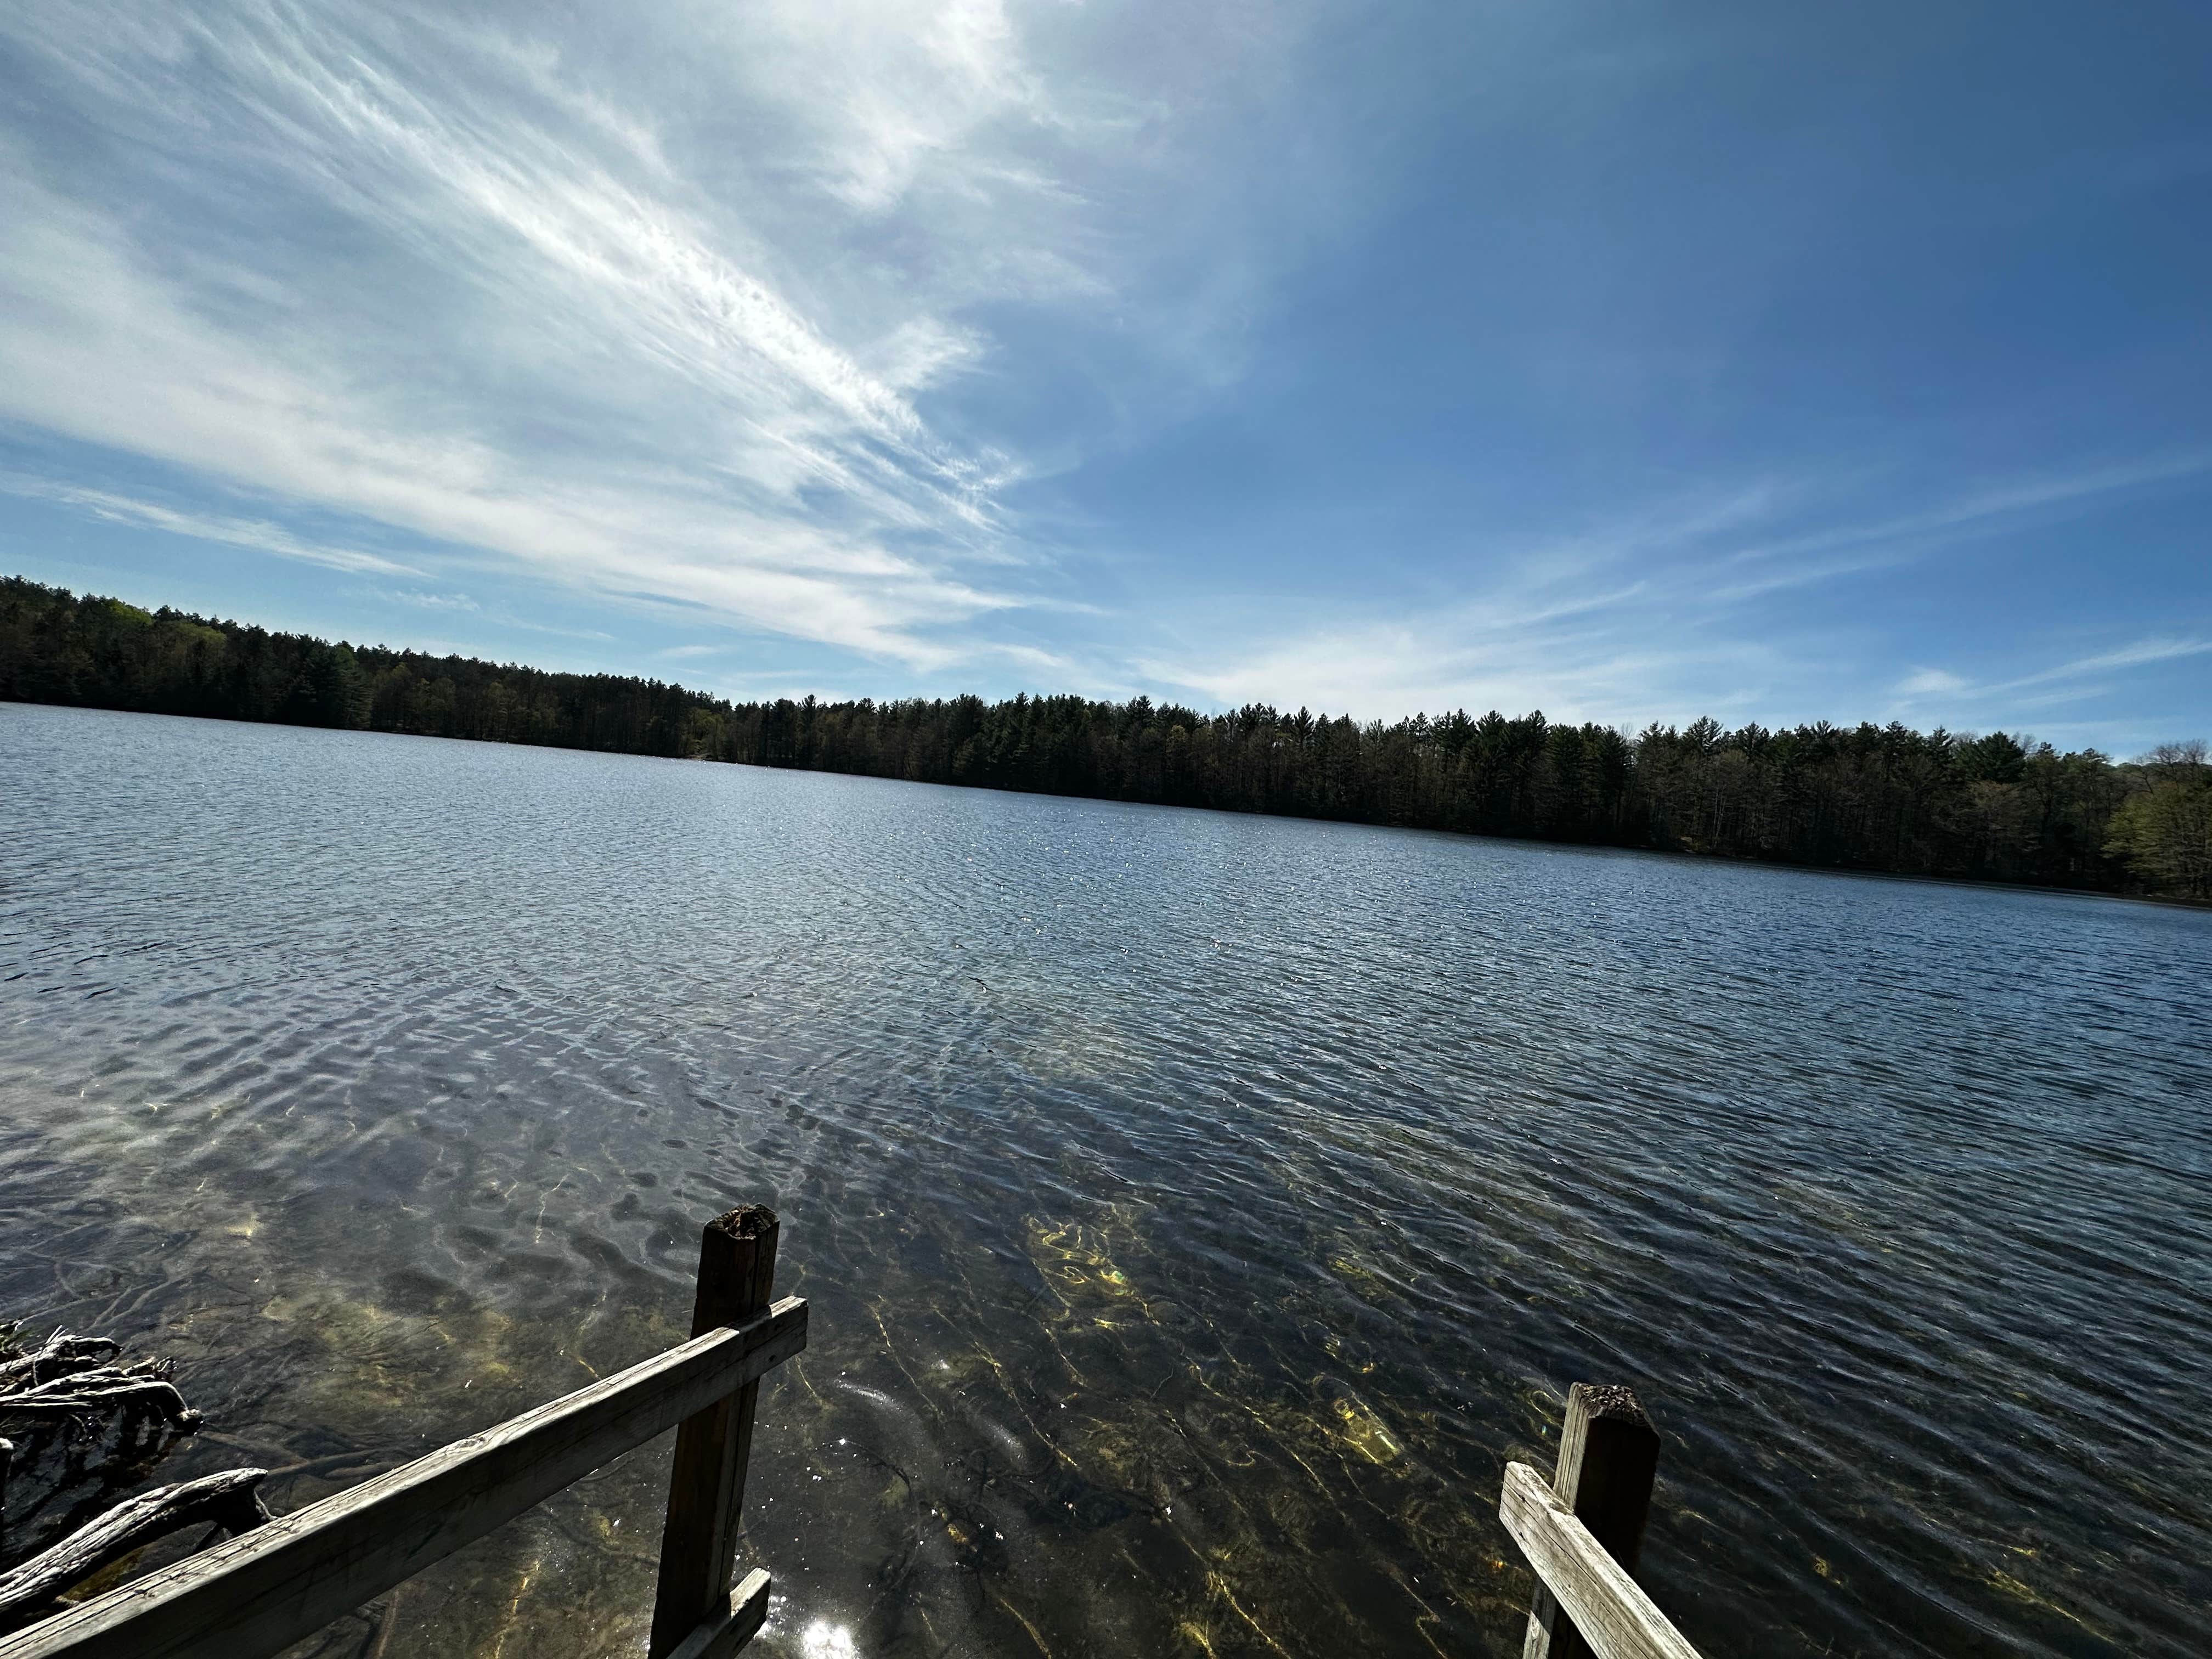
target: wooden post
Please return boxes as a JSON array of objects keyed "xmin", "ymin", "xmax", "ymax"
[
  {"xmin": 650, "ymin": 1207, "xmax": 780, "ymax": 1659},
  {"xmin": 1523, "ymin": 1383, "xmax": 1661, "ymax": 1659},
  {"xmin": 0, "ymin": 1307, "xmax": 806, "ymax": 1659}
]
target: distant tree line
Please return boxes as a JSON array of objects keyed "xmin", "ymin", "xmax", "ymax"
[{"xmin": 5, "ymin": 575, "xmax": 2207, "ymax": 901}]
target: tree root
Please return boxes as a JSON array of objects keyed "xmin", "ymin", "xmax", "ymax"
[
  {"xmin": 0, "ymin": 1319, "xmax": 262, "ymax": 1633},
  {"xmin": 0, "ymin": 1468, "xmax": 269, "ymax": 1634},
  {"xmin": 0, "ymin": 1374, "xmax": 201, "ymax": 1434},
  {"xmin": 0, "ymin": 1330, "xmax": 204, "ymax": 1464},
  {"xmin": 0, "ymin": 1332, "xmax": 123, "ymax": 1395}
]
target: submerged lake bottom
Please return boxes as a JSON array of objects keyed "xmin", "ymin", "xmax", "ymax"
[{"xmin": 1, "ymin": 702, "xmax": 2208, "ymax": 1658}]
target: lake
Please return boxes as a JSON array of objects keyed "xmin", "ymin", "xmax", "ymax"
[{"xmin": 2, "ymin": 702, "xmax": 2207, "ymax": 1658}]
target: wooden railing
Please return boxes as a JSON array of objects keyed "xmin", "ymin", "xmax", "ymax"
[
  {"xmin": 1500, "ymin": 1383, "xmax": 1702, "ymax": 1659},
  {"xmin": 0, "ymin": 1206, "xmax": 805, "ymax": 1659},
  {"xmin": 5, "ymin": 1216, "xmax": 1705, "ymax": 1659}
]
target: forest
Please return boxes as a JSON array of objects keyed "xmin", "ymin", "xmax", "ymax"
[{"xmin": 4, "ymin": 575, "xmax": 2207, "ymax": 901}]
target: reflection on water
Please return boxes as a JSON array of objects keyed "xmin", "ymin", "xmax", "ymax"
[{"xmin": 1, "ymin": 703, "xmax": 2208, "ymax": 1658}]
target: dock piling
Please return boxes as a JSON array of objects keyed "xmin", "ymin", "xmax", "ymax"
[
  {"xmin": 650, "ymin": 1206, "xmax": 781, "ymax": 1659},
  {"xmin": 1521, "ymin": 1383, "xmax": 1662, "ymax": 1659},
  {"xmin": 0, "ymin": 1210, "xmax": 806, "ymax": 1659}
]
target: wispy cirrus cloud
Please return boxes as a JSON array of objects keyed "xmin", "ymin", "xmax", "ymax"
[
  {"xmin": 385, "ymin": 589, "xmax": 482, "ymax": 613},
  {"xmin": 0, "ymin": 0, "xmax": 1261, "ymax": 666},
  {"xmin": 0, "ymin": 474, "xmax": 420, "ymax": 578},
  {"xmin": 1150, "ymin": 454, "xmax": 2212, "ymax": 727},
  {"xmin": 2, "ymin": 0, "xmax": 2206, "ymax": 751},
  {"xmin": 2009, "ymin": 636, "xmax": 2212, "ymax": 684},
  {"xmin": 1895, "ymin": 668, "xmax": 1971, "ymax": 697},
  {"xmin": 1890, "ymin": 635, "xmax": 2212, "ymax": 724}
]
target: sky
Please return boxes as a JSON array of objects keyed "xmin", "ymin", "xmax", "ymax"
[{"xmin": 1, "ymin": 1, "xmax": 2208, "ymax": 752}]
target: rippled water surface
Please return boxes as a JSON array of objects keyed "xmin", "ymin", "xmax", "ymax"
[{"xmin": 2, "ymin": 704, "xmax": 2208, "ymax": 1658}]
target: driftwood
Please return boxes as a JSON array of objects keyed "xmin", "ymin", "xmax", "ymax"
[
  {"xmin": 0, "ymin": 1321, "xmax": 259, "ymax": 1634},
  {"xmin": 0, "ymin": 1331, "xmax": 204, "ymax": 1458},
  {"xmin": 0, "ymin": 1335, "xmax": 122, "ymax": 1396},
  {"xmin": 0, "ymin": 1375, "xmax": 201, "ymax": 1434},
  {"xmin": 0, "ymin": 1471, "xmax": 269, "ymax": 1635}
]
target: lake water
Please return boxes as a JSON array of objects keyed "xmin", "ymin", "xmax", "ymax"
[{"xmin": 2, "ymin": 702, "xmax": 2207, "ymax": 1659}]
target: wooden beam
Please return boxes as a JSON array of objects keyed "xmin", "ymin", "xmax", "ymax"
[
  {"xmin": 1500, "ymin": 1462, "xmax": 1701, "ymax": 1659},
  {"xmin": 662, "ymin": 1567, "xmax": 772, "ymax": 1659},
  {"xmin": 650, "ymin": 1206, "xmax": 780, "ymax": 1659},
  {"xmin": 0, "ymin": 1298, "xmax": 807, "ymax": 1659},
  {"xmin": 1522, "ymin": 1383, "xmax": 1661, "ymax": 1659}
]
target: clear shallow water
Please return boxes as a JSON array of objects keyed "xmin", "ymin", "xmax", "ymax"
[{"xmin": 1, "ymin": 702, "xmax": 2208, "ymax": 1659}]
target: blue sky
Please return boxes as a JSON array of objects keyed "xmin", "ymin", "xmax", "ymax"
[{"xmin": 1, "ymin": 1, "xmax": 2207, "ymax": 752}]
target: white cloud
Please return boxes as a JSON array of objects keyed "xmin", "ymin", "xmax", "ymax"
[
  {"xmin": 386, "ymin": 589, "xmax": 481, "ymax": 612},
  {"xmin": 0, "ymin": 474, "xmax": 421, "ymax": 577},
  {"xmin": 1895, "ymin": 668, "xmax": 1970, "ymax": 696},
  {"xmin": 2, "ymin": 0, "xmax": 2199, "ymax": 748},
  {"xmin": 1895, "ymin": 637, "xmax": 2212, "ymax": 714},
  {"xmin": 2009, "ymin": 636, "xmax": 2212, "ymax": 684},
  {"xmin": 1146, "ymin": 460, "xmax": 2212, "ymax": 726},
  {"xmin": 0, "ymin": 0, "xmax": 1256, "ymax": 667}
]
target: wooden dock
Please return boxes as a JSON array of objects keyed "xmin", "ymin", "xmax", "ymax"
[
  {"xmin": 0, "ymin": 1206, "xmax": 804, "ymax": 1659},
  {"xmin": 1, "ymin": 1203, "xmax": 1703, "ymax": 1659},
  {"xmin": 1502, "ymin": 1382, "xmax": 1703, "ymax": 1659}
]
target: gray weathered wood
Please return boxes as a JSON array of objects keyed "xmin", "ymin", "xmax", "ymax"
[
  {"xmin": 663, "ymin": 1567, "xmax": 772, "ymax": 1659},
  {"xmin": 1522, "ymin": 1383, "xmax": 1661, "ymax": 1659},
  {"xmin": 0, "ymin": 1471, "xmax": 269, "ymax": 1635},
  {"xmin": 1500, "ymin": 1462, "xmax": 1701, "ymax": 1659},
  {"xmin": 0, "ymin": 1375, "xmax": 200, "ymax": 1432},
  {"xmin": 651, "ymin": 1206, "xmax": 780, "ymax": 1659},
  {"xmin": 0, "ymin": 1336, "xmax": 120, "ymax": 1396},
  {"xmin": 0, "ymin": 1296, "xmax": 807, "ymax": 1659}
]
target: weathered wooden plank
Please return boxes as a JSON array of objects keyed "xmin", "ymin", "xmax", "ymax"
[
  {"xmin": 651, "ymin": 1207, "xmax": 779, "ymax": 1658},
  {"xmin": 1524, "ymin": 1383, "xmax": 1662, "ymax": 1659},
  {"xmin": 0, "ymin": 1297, "xmax": 808, "ymax": 1659},
  {"xmin": 1500, "ymin": 1462, "xmax": 1701, "ymax": 1659},
  {"xmin": 663, "ymin": 1567, "xmax": 772, "ymax": 1659}
]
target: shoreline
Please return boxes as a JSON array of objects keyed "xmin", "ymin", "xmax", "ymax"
[{"xmin": 8, "ymin": 696, "xmax": 2207, "ymax": 913}]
